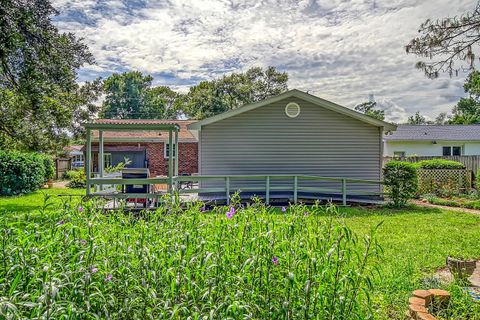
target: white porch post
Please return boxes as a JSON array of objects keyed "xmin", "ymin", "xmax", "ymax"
[
  {"xmin": 168, "ymin": 130, "xmax": 173, "ymax": 194},
  {"xmin": 99, "ymin": 130, "xmax": 104, "ymax": 191},
  {"xmin": 174, "ymin": 129, "xmax": 179, "ymax": 176},
  {"xmin": 86, "ymin": 128, "xmax": 92, "ymax": 196}
]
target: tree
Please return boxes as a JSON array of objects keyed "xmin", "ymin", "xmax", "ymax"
[
  {"xmin": 449, "ymin": 70, "xmax": 480, "ymax": 124},
  {"xmin": 354, "ymin": 101, "xmax": 385, "ymax": 121},
  {"xmin": 434, "ymin": 112, "xmax": 449, "ymax": 125},
  {"xmin": 407, "ymin": 111, "xmax": 432, "ymax": 125},
  {"xmin": 100, "ymin": 71, "xmax": 181, "ymax": 119},
  {"xmin": 0, "ymin": 0, "xmax": 96, "ymax": 152},
  {"xmin": 406, "ymin": 2, "xmax": 480, "ymax": 78},
  {"xmin": 185, "ymin": 66, "xmax": 288, "ymax": 119}
]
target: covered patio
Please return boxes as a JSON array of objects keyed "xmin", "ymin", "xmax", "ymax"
[{"xmin": 84, "ymin": 120, "xmax": 181, "ymax": 206}]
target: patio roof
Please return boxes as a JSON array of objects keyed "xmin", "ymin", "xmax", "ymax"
[
  {"xmin": 89, "ymin": 120, "xmax": 197, "ymax": 142},
  {"xmin": 85, "ymin": 119, "xmax": 181, "ymax": 131}
]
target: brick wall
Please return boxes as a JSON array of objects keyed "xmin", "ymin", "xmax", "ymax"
[
  {"xmin": 90, "ymin": 142, "xmax": 198, "ymax": 176},
  {"xmin": 146, "ymin": 142, "xmax": 198, "ymax": 176}
]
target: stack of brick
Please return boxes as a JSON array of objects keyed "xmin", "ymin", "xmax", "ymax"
[{"xmin": 406, "ymin": 289, "xmax": 450, "ymax": 320}]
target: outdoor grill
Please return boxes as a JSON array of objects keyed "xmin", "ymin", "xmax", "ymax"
[{"xmin": 121, "ymin": 168, "xmax": 150, "ymax": 206}]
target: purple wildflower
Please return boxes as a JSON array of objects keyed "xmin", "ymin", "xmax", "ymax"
[
  {"xmin": 78, "ymin": 206, "xmax": 84, "ymax": 212},
  {"xmin": 200, "ymin": 206, "xmax": 205, "ymax": 212},
  {"xmin": 105, "ymin": 274, "xmax": 113, "ymax": 282},
  {"xmin": 90, "ymin": 266, "xmax": 98, "ymax": 273},
  {"xmin": 281, "ymin": 206, "xmax": 287, "ymax": 212},
  {"xmin": 57, "ymin": 220, "xmax": 65, "ymax": 225},
  {"xmin": 272, "ymin": 256, "xmax": 279, "ymax": 266},
  {"xmin": 304, "ymin": 211, "xmax": 309, "ymax": 216},
  {"xmin": 226, "ymin": 210, "xmax": 234, "ymax": 219},
  {"xmin": 80, "ymin": 239, "xmax": 87, "ymax": 245}
]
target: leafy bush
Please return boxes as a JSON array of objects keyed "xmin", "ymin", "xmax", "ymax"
[
  {"xmin": 0, "ymin": 151, "xmax": 47, "ymax": 195},
  {"xmin": 65, "ymin": 169, "xmax": 86, "ymax": 188},
  {"xmin": 416, "ymin": 159, "xmax": 465, "ymax": 169},
  {"xmin": 0, "ymin": 201, "xmax": 381, "ymax": 319},
  {"xmin": 383, "ymin": 161, "xmax": 418, "ymax": 207},
  {"xmin": 39, "ymin": 154, "xmax": 55, "ymax": 181}
]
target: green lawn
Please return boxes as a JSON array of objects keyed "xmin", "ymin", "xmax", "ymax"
[
  {"xmin": 0, "ymin": 188, "xmax": 85, "ymax": 213},
  {"xmin": 0, "ymin": 190, "xmax": 479, "ymax": 319}
]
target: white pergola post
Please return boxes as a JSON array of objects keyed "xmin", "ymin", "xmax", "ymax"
[
  {"xmin": 168, "ymin": 129, "xmax": 173, "ymax": 194},
  {"xmin": 174, "ymin": 129, "xmax": 179, "ymax": 191},
  {"xmin": 86, "ymin": 128, "xmax": 92, "ymax": 196},
  {"xmin": 174, "ymin": 130, "xmax": 179, "ymax": 176},
  {"xmin": 99, "ymin": 130, "xmax": 104, "ymax": 191}
]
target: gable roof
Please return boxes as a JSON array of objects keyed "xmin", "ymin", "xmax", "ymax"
[
  {"xmin": 384, "ymin": 124, "xmax": 480, "ymax": 141},
  {"xmin": 90, "ymin": 120, "xmax": 198, "ymax": 142},
  {"xmin": 187, "ymin": 89, "xmax": 396, "ymax": 131}
]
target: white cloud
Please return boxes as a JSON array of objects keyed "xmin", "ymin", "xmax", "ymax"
[{"xmin": 52, "ymin": 0, "xmax": 475, "ymax": 122}]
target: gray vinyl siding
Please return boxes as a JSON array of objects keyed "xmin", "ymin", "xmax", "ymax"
[{"xmin": 200, "ymin": 97, "xmax": 381, "ymax": 194}]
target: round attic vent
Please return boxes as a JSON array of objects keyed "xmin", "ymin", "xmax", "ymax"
[{"xmin": 285, "ymin": 102, "xmax": 300, "ymax": 118}]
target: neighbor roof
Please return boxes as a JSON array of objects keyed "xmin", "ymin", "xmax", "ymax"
[
  {"xmin": 89, "ymin": 120, "xmax": 198, "ymax": 142},
  {"xmin": 384, "ymin": 124, "xmax": 480, "ymax": 141},
  {"xmin": 187, "ymin": 89, "xmax": 396, "ymax": 131}
]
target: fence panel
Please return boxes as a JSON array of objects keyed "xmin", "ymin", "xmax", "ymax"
[
  {"xmin": 383, "ymin": 155, "xmax": 480, "ymax": 175},
  {"xmin": 55, "ymin": 158, "xmax": 71, "ymax": 179},
  {"xmin": 417, "ymin": 169, "xmax": 472, "ymax": 195}
]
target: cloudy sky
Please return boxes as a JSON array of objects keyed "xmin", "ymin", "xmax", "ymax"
[{"xmin": 52, "ymin": 0, "xmax": 475, "ymax": 122}]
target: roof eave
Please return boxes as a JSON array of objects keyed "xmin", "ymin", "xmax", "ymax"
[
  {"xmin": 187, "ymin": 89, "xmax": 397, "ymax": 131},
  {"xmin": 84, "ymin": 122, "xmax": 180, "ymax": 131}
]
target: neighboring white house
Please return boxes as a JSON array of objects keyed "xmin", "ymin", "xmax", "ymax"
[
  {"xmin": 64, "ymin": 145, "xmax": 85, "ymax": 168},
  {"xmin": 384, "ymin": 125, "xmax": 480, "ymax": 157}
]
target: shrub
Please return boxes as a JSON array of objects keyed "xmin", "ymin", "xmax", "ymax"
[
  {"xmin": 416, "ymin": 159, "xmax": 465, "ymax": 169},
  {"xmin": 65, "ymin": 169, "xmax": 86, "ymax": 188},
  {"xmin": 383, "ymin": 161, "xmax": 418, "ymax": 207},
  {"xmin": 0, "ymin": 151, "xmax": 46, "ymax": 195},
  {"xmin": 39, "ymin": 154, "xmax": 55, "ymax": 181}
]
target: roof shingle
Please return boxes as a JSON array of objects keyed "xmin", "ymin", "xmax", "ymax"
[
  {"xmin": 385, "ymin": 125, "xmax": 480, "ymax": 141},
  {"xmin": 91, "ymin": 120, "xmax": 198, "ymax": 142}
]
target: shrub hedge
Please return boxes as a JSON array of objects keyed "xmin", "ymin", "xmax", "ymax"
[
  {"xmin": 65, "ymin": 169, "xmax": 86, "ymax": 188},
  {"xmin": 416, "ymin": 159, "xmax": 465, "ymax": 169},
  {"xmin": 383, "ymin": 161, "xmax": 418, "ymax": 207},
  {"xmin": 0, "ymin": 151, "xmax": 53, "ymax": 195}
]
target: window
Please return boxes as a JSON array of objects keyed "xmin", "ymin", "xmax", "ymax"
[
  {"xmin": 285, "ymin": 102, "xmax": 301, "ymax": 118},
  {"xmin": 393, "ymin": 151, "xmax": 405, "ymax": 158},
  {"xmin": 72, "ymin": 154, "xmax": 84, "ymax": 162},
  {"xmin": 452, "ymin": 146, "xmax": 461, "ymax": 156},
  {"xmin": 164, "ymin": 143, "xmax": 176, "ymax": 159},
  {"xmin": 442, "ymin": 146, "xmax": 462, "ymax": 156},
  {"xmin": 104, "ymin": 153, "xmax": 112, "ymax": 167}
]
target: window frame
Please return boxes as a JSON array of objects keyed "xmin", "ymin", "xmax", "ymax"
[
  {"xmin": 442, "ymin": 146, "xmax": 462, "ymax": 156},
  {"xmin": 164, "ymin": 143, "xmax": 176, "ymax": 159},
  {"xmin": 73, "ymin": 154, "xmax": 84, "ymax": 162},
  {"xmin": 104, "ymin": 153, "xmax": 112, "ymax": 168}
]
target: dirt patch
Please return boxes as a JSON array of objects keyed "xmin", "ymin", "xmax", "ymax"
[{"xmin": 432, "ymin": 261, "xmax": 480, "ymax": 287}]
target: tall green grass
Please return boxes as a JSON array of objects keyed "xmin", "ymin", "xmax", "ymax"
[{"xmin": 0, "ymin": 197, "xmax": 381, "ymax": 319}]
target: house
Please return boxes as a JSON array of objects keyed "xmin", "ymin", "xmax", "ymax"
[
  {"xmin": 64, "ymin": 145, "xmax": 84, "ymax": 168},
  {"xmin": 188, "ymin": 89, "xmax": 396, "ymax": 201},
  {"xmin": 83, "ymin": 120, "xmax": 198, "ymax": 176},
  {"xmin": 384, "ymin": 125, "xmax": 480, "ymax": 157}
]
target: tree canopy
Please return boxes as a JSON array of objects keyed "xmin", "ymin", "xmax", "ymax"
[
  {"xmin": 354, "ymin": 101, "xmax": 385, "ymax": 121},
  {"xmin": 406, "ymin": 2, "xmax": 480, "ymax": 78},
  {"xmin": 100, "ymin": 71, "xmax": 181, "ymax": 119},
  {"xmin": 407, "ymin": 111, "xmax": 431, "ymax": 125},
  {"xmin": 184, "ymin": 66, "xmax": 288, "ymax": 119},
  {"xmin": 0, "ymin": 0, "xmax": 99, "ymax": 152},
  {"xmin": 449, "ymin": 70, "xmax": 480, "ymax": 124}
]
